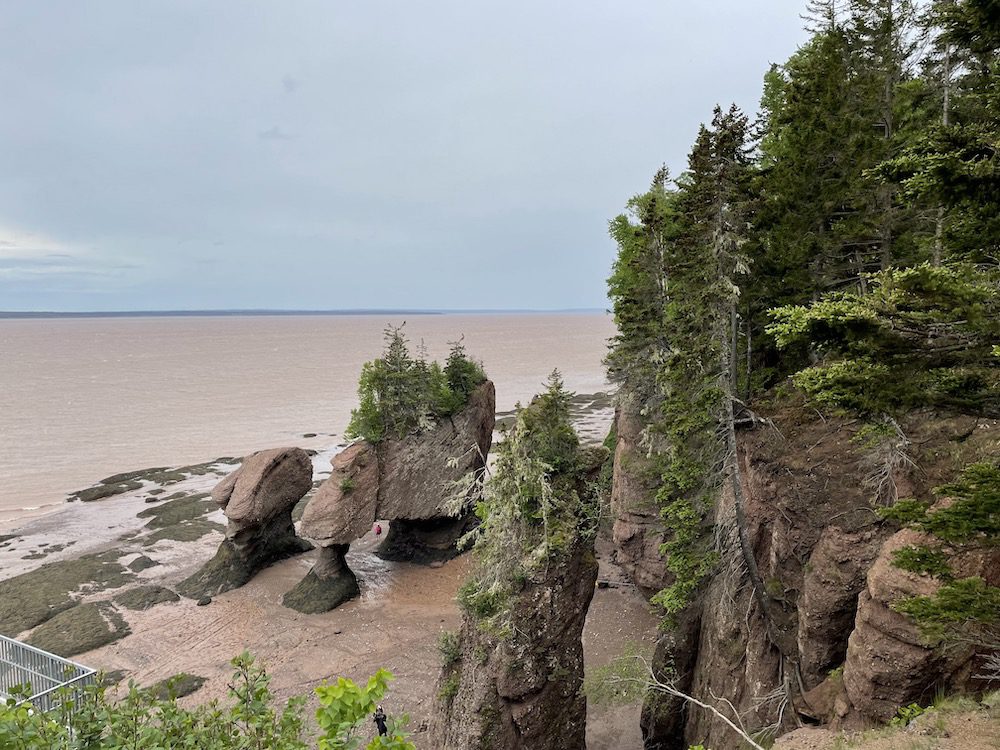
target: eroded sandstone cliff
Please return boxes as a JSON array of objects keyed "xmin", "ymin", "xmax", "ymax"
[{"xmin": 612, "ymin": 404, "xmax": 1000, "ymax": 749}]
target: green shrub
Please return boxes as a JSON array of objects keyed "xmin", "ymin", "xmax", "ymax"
[
  {"xmin": 0, "ymin": 653, "xmax": 415, "ymax": 750},
  {"xmin": 886, "ymin": 462, "xmax": 1000, "ymax": 642},
  {"xmin": 769, "ymin": 264, "xmax": 1000, "ymax": 417},
  {"xmin": 889, "ymin": 702, "xmax": 926, "ymax": 727},
  {"xmin": 346, "ymin": 326, "xmax": 486, "ymax": 444},
  {"xmin": 437, "ymin": 630, "xmax": 461, "ymax": 667},
  {"xmin": 340, "ymin": 477, "xmax": 357, "ymax": 494},
  {"xmin": 437, "ymin": 674, "xmax": 460, "ymax": 703}
]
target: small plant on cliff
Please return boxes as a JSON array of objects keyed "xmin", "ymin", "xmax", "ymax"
[
  {"xmin": 882, "ymin": 462, "xmax": 1000, "ymax": 650},
  {"xmin": 437, "ymin": 629, "xmax": 461, "ymax": 667},
  {"xmin": 458, "ymin": 370, "xmax": 592, "ymax": 629},
  {"xmin": 346, "ymin": 324, "xmax": 486, "ymax": 444}
]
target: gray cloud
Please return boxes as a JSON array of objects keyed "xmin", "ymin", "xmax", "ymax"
[
  {"xmin": 0, "ymin": 0, "xmax": 808, "ymax": 312},
  {"xmin": 258, "ymin": 126, "xmax": 295, "ymax": 141}
]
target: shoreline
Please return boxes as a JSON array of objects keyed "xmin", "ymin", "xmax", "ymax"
[{"xmin": 0, "ymin": 391, "xmax": 655, "ymax": 749}]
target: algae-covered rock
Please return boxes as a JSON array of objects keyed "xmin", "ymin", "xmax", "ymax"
[
  {"xmin": 0, "ymin": 553, "xmax": 131, "ymax": 636},
  {"xmin": 142, "ymin": 518, "xmax": 224, "ymax": 546},
  {"xmin": 127, "ymin": 555, "xmax": 160, "ymax": 573},
  {"xmin": 25, "ymin": 602, "xmax": 130, "ymax": 657},
  {"xmin": 145, "ymin": 672, "xmax": 207, "ymax": 700},
  {"xmin": 114, "ymin": 585, "xmax": 180, "ymax": 611},
  {"xmin": 137, "ymin": 493, "xmax": 213, "ymax": 529},
  {"xmin": 71, "ymin": 480, "xmax": 143, "ymax": 503},
  {"xmin": 282, "ymin": 544, "xmax": 359, "ymax": 614}
]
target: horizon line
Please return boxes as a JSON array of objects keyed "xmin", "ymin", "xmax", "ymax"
[{"xmin": 0, "ymin": 307, "xmax": 609, "ymax": 319}]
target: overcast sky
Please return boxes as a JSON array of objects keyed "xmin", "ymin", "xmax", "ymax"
[{"xmin": 0, "ymin": 2, "xmax": 808, "ymax": 312}]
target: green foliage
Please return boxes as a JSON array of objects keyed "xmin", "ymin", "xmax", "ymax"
[
  {"xmin": 769, "ymin": 264, "xmax": 1000, "ymax": 416},
  {"xmin": 437, "ymin": 674, "xmax": 460, "ymax": 703},
  {"xmin": 437, "ymin": 630, "xmax": 461, "ymax": 667},
  {"xmin": 459, "ymin": 371, "xmax": 593, "ymax": 629},
  {"xmin": 885, "ymin": 462, "xmax": 1000, "ymax": 641},
  {"xmin": 340, "ymin": 477, "xmax": 357, "ymax": 494},
  {"xmin": 891, "ymin": 545, "xmax": 953, "ymax": 578},
  {"xmin": 890, "ymin": 702, "xmax": 927, "ymax": 727},
  {"xmin": 895, "ymin": 577, "xmax": 1000, "ymax": 640},
  {"xmin": 0, "ymin": 653, "xmax": 412, "ymax": 750},
  {"xmin": 346, "ymin": 325, "xmax": 486, "ymax": 444},
  {"xmin": 315, "ymin": 668, "xmax": 412, "ymax": 750}
]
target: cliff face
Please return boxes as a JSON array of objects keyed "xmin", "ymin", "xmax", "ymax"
[
  {"xmin": 613, "ymin": 405, "xmax": 1000, "ymax": 749},
  {"xmin": 430, "ymin": 533, "xmax": 598, "ymax": 750},
  {"xmin": 610, "ymin": 405, "xmax": 669, "ymax": 597}
]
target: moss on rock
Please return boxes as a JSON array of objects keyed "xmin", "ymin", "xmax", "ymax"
[
  {"xmin": 282, "ymin": 569, "xmax": 359, "ymax": 614},
  {"xmin": 114, "ymin": 585, "xmax": 180, "ymax": 611},
  {"xmin": 25, "ymin": 602, "xmax": 130, "ymax": 657},
  {"xmin": 137, "ymin": 494, "xmax": 213, "ymax": 529},
  {"xmin": 127, "ymin": 555, "xmax": 160, "ymax": 573},
  {"xmin": 144, "ymin": 672, "xmax": 207, "ymax": 700},
  {"xmin": 0, "ymin": 554, "xmax": 132, "ymax": 636}
]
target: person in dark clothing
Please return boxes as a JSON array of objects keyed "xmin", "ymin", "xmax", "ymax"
[{"xmin": 373, "ymin": 704, "xmax": 388, "ymax": 737}]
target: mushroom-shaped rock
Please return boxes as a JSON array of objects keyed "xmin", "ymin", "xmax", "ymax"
[
  {"xmin": 375, "ymin": 380, "xmax": 495, "ymax": 562},
  {"xmin": 285, "ymin": 381, "xmax": 495, "ymax": 614},
  {"xmin": 178, "ymin": 447, "xmax": 313, "ymax": 599},
  {"xmin": 300, "ymin": 443, "xmax": 380, "ymax": 545},
  {"xmin": 281, "ymin": 444, "xmax": 377, "ymax": 613}
]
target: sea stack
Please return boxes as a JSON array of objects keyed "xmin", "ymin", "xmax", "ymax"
[
  {"xmin": 178, "ymin": 447, "xmax": 313, "ymax": 599},
  {"xmin": 284, "ymin": 380, "xmax": 495, "ymax": 613}
]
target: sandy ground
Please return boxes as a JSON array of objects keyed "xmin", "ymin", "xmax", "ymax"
[
  {"xmin": 1, "ymin": 398, "xmax": 660, "ymax": 747},
  {"xmin": 66, "ymin": 527, "xmax": 657, "ymax": 748}
]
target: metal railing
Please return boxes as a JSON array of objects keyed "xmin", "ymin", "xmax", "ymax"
[{"xmin": 0, "ymin": 634, "xmax": 97, "ymax": 713}]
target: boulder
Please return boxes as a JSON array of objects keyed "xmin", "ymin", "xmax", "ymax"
[{"xmin": 178, "ymin": 447, "xmax": 313, "ymax": 599}]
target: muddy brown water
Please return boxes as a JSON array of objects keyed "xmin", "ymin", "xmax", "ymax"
[{"xmin": 0, "ymin": 312, "xmax": 614, "ymax": 527}]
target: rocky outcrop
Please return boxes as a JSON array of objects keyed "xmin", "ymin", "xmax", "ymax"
[
  {"xmin": 638, "ymin": 409, "xmax": 1000, "ymax": 750},
  {"xmin": 286, "ymin": 381, "xmax": 495, "ymax": 613},
  {"xmin": 610, "ymin": 405, "xmax": 668, "ymax": 596},
  {"xmin": 841, "ymin": 527, "xmax": 1000, "ymax": 723},
  {"xmin": 430, "ymin": 532, "xmax": 598, "ymax": 750},
  {"xmin": 178, "ymin": 447, "xmax": 313, "ymax": 599},
  {"xmin": 798, "ymin": 526, "xmax": 884, "ymax": 689}
]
